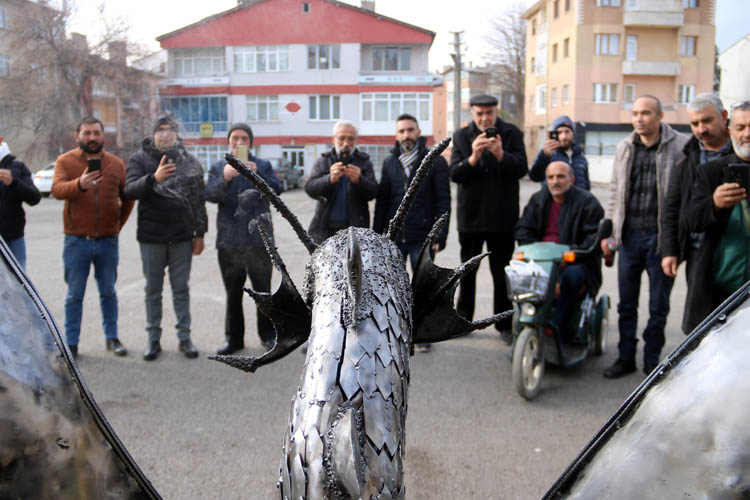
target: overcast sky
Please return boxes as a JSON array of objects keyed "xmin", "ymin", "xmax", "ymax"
[{"xmin": 68, "ymin": 0, "xmax": 748, "ymax": 70}]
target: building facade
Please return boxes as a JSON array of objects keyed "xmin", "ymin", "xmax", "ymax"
[
  {"xmin": 156, "ymin": 0, "xmax": 441, "ymax": 177},
  {"xmin": 719, "ymin": 33, "xmax": 750, "ymax": 110},
  {"xmin": 522, "ymin": 0, "xmax": 715, "ymax": 182}
]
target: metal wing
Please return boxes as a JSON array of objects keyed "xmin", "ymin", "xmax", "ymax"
[
  {"xmin": 210, "ymin": 226, "xmax": 311, "ymax": 373},
  {"xmin": 411, "ymin": 213, "xmax": 512, "ymax": 344},
  {"xmin": 542, "ymin": 282, "xmax": 750, "ymax": 500},
  {"xmin": 0, "ymin": 239, "xmax": 161, "ymax": 499}
]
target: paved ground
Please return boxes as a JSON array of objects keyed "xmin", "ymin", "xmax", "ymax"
[{"xmin": 20, "ymin": 178, "xmax": 691, "ymax": 499}]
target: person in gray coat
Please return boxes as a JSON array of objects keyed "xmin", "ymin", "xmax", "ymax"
[{"xmin": 601, "ymin": 96, "xmax": 689, "ymax": 378}]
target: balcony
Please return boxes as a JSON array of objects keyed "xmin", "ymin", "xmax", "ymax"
[
  {"xmin": 622, "ymin": 60, "xmax": 680, "ymax": 76},
  {"xmin": 623, "ymin": 0, "xmax": 683, "ymax": 27}
]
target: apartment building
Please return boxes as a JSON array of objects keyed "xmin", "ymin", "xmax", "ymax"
[
  {"xmin": 156, "ymin": 0, "xmax": 440, "ymax": 176},
  {"xmin": 522, "ymin": 0, "xmax": 715, "ymax": 182},
  {"xmin": 719, "ymin": 33, "xmax": 750, "ymax": 110}
]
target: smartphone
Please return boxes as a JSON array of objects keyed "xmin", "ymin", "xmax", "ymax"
[
  {"xmin": 163, "ymin": 153, "xmax": 176, "ymax": 164},
  {"xmin": 723, "ymin": 163, "xmax": 750, "ymax": 190},
  {"xmin": 485, "ymin": 127, "xmax": 498, "ymax": 138},
  {"xmin": 87, "ymin": 158, "xmax": 101, "ymax": 172},
  {"xmin": 236, "ymin": 144, "xmax": 249, "ymax": 162},
  {"xmin": 549, "ymin": 130, "xmax": 559, "ymax": 141}
]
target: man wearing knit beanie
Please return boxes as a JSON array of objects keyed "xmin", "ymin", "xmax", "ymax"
[{"xmin": 529, "ymin": 115, "xmax": 591, "ymax": 190}]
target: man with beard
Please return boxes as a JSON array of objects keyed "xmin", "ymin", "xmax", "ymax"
[
  {"xmin": 125, "ymin": 114, "xmax": 207, "ymax": 361},
  {"xmin": 528, "ymin": 115, "xmax": 590, "ymax": 190},
  {"xmin": 660, "ymin": 93, "xmax": 732, "ymax": 334},
  {"xmin": 450, "ymin": 94, "xmax": 527, "ymax": 344},
  {"xmin": 516, "ymin": 161, "xmax": 604, "ymax": 343},
  {"xmin": 51, "ymin": 117, "xmax": 134, "ymax": 359},
  {"xmin": 373, "ymin": 114, "xmax": 451, "ymax": 353},
  {"xmin": 205, "ymin": 123, "xmax": 281, "ymax": 355},
  {"xmin": 305, "ymin": 120, "xmax": 378, "ymax": 244},
  {"xmin": 684, "ymin": 100, "xmax": 750, "ymax": 322}
]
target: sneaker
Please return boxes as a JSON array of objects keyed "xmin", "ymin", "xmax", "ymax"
[
  {"xmin": 603, "ymin": 358, "xmax": 636, "ymax": 379},
  {"xmin": 414, "ymin": 343, "xmax": 432, "ymax": 353}
]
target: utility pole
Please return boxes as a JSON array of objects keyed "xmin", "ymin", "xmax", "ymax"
[{"xmin": 450, "ymin": 31, "xmax": 464, "ymax": 134}]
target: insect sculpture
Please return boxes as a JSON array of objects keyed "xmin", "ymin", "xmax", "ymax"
[{"xmin": 210, "ymin": 137, "xmax": 510, "ymax": 499}]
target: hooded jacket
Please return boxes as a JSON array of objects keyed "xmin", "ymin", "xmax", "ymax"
[
  {"xmin": 0, "ymin": 154, "xmax": 41, "ymax": 241},
  {"xmin": 51, "ymin": 149, "xmax": 132, "ymax": 238},
  {"xmin": 529, "ymin": 142, "xmax": 591, "ymax": 190},
  {"xmin": 125, "ymin": 137, "xmax": 207, "ymax": 244},
  {"xmin": 372, "ymin": 137, "xmax": 451, "ymax": 248}
]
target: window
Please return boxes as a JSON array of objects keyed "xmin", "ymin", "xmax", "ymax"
[
  {"xmin": 552, "ymin": 43, "xmax": 558, "ymax": 62},
  {"xmin": 680, "ymin": 36, "xmax": 697, "ymax": 57},
  {"xmin": 361, "ymin": 93, "xmax": 431, "ymax": 122},
  {"xmin": 562, "ymin": 84, "xmax": 569, "ymax": 105},
  {"xmin": 595, "ymin": 34, "xmax": 620, "ymax": 55},
  {"xmin": 234, "ymin": 46, "xmax": 289, "ymax": 73},
  {"xmin": 530, "ymin": 57, "xmax": 536, "ymax": 74},
  {"xmin": 357, "ymin": 146, "xmax": 391, "ymax": 179},
  {"xmin": 160, "ymin": 96, "xmax": 228, "ymax": 133},
  {"xmin": 551, "ymin": 87, "xmax": 558, "ymax": 107},
  {"xmin": 564, "ymin": 38, "xmax": 570, "ymax": 57},
  {"xmin": 532, "ymin": 19, "xmax": 537, "ymax": 35},
  {"xmin": 626, "ymin": 35, "xmax": 637, "ymax": 61},
  {"xmin": 246, "ymin": 95, "xmax": 279, "ymax": 121},
  {"xmin": 678, "ymin": 84, "xmax": 695, "ymax": 104},
  {"xmin": 185, "ymin": 145, "xmax": 225, "ymax": 173},
  {"xmin": 565, "ymin": 0, "xmax": 571, "ymax": 11},
  {"xmin": 174, "ymin": 48, "xmax": 225, "ymax": 76},
  {"xmin": 308, "ymin": 44, "xmax": 341, "ymax": 70},
  {"xmin": 593, "ymin": 83, "xmax": 617, "ymax": 103},
  {"xmin": 554, "ymin": 0, "xmax": 560, "ymax": 18},
  {"xmin": 0, "ymin": 7, "xmax": 6, "ymax": 29},
  {"xmin": 624, "ymin": 84, "xmax": 636, "ymax": 108},
  {"xmin": 372, "ymin": 47, "xmax": 411, "ymax": 71},
  {"xmin": 309, "ymin": 95, "xmax": 341, "ymax": 120},
  {"xmin": 596, "ymin": 0, "xmax": 621, "ymax": 5},
  {"xmin": 535, "ymin": 84, "xmax": 547, "ymax": 115},
  {"xmin": 683, "ymin": 0, "xmax": 698, "ymax": 7},
  {"xmin": 302, "ymin": 2, "xmax": 311, "ymax": 12},
  {"xmin": 0, "ymin": 54, "xmax": 10, "ymax": 77}
]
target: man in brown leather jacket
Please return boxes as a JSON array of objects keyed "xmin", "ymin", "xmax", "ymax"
[{"xmin": 52, "ymin": 116, "xmax": 134, "ymax": 359}]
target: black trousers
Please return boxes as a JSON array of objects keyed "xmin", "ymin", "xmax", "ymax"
[
  {"xmin": 457, "ymin": 231, "xmax": 515, "ymax": 329},
  {"xmin": 217, "ymin": 247, "xmax": 274, "ymax": 345}
]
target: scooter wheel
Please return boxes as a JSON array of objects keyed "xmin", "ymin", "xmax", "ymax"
[{"xmin": 512, "ymin": 326, "xmax": 545, "ymax": 400}]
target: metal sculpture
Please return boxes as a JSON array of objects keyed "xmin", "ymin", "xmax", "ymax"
[
  {"xmin": 542, "ymin": 281, "xmax": 750, "ymax": 500},
  {"xmin": 211, "ymin": 137, "xmax": 509, "ymax": 499},
  {"xmin": 0, "ymin": 237, "xmax": 160, "ymax": 499}
]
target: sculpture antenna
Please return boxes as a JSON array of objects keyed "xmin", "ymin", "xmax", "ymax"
[
  {"xmin": 386, "ymin": 136, "xmax": 451, "ymax": 242},
  {"xmin": 225, "ymin": 153, "xmax": 318, "ymax": 255}
]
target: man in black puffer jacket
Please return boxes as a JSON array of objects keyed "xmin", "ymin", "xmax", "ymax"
[
  {"xmin": 373, "ymin": 114, "xmax": 450, "ymax": 271},
  {"xmin": 0, "ymin": 139, "xmax": 40, "ymax": 271},
  {"xmin": 125, "ymin": 114, "xmax": 208, "ymax": 361}
]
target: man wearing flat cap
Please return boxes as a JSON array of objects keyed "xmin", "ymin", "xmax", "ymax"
[
  {"xmin": 449, "ymin": 93, "xmax": 527, "ymax": 343},
  {"xmin": 125, "ymin": 113, "xmax": 208, "ymax": 361}
]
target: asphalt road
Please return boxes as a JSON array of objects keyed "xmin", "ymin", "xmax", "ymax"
[{"xmin": 20, "ymin": 179, "xmax": 690, "ymax": 499}]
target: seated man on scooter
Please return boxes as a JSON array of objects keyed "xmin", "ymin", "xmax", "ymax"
[{"xmin": 515, "ymin": 161, "xmax": 604, "ymax": 342}]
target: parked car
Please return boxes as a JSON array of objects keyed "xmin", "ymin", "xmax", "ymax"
[
  {"xmin": 269, "ymin": 158, "xmax": 304, "ymax": 191},
  {"xmin": 33, "ymin": 163, "xmax": 55, "ymax": 197}
]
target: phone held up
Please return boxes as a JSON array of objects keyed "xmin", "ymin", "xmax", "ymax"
[
  {"xmin": 549, "ymin": 130, "xmax": 559, "ymax": 141},
  {"xmin": 723, "ymin": 163, "xmax": 750, "ymax": 191},
  {"xmin": 87, "ymin": 157, "xmax": 101, "ymax": 173},
  {"xmin": 236, "ymin": 144, "xmax": 249, "ymax": 163},
  {"xmin": 485, "ymin": 127, "xmax": 498, "ymax": 138}
]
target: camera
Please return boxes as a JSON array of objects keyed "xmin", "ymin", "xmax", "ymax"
[
  {"xmin": 87, "ymin": 158, "xmax": 101, "ymax": 172},
  {"xmin": 549, "ymin": 130, "xmax": 559, "ymax": 141},
  {"xmin": 485, "ymin": 127, "xmax": 498, "ymax": 138}
]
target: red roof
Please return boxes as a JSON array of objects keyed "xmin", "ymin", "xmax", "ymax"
[{"xmin": 157, "ymin": 0, "xmax": 435, "ymax": 48}]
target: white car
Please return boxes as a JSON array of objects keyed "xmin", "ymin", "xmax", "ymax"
[{"xmin": 33, "ymin": 163, "xmax": 55, "ymax": 197}]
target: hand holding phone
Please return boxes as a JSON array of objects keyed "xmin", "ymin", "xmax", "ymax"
[
  {"xmin": 485, "ymin": 127, "xmax": 498, "ymax": 138},
  {"xmin": 549, "ymin": 130, "xmax": 559, "ymax": 141},
  {"xmin": 236, "ymin": 144, "xmax": 249, "ymax": 163},
  {"xmin": 155, "ymin": 154, "xmax": 177, "ymax": 183},
  {"xmin": 87, "ymin": 158, "xmax": 101, "ymax": 172}
]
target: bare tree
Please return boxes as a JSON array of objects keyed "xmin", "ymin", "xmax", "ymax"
[
  {"xmin": 0, "ymin": 0, "xmax": 155, "ymax": 165},
  {"xmin": 484, "ymin": 3, "xmax": 527, "ymax": 127}
]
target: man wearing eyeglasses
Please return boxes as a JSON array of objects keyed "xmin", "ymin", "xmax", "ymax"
[
  {"xmin": 684, "ymin": 100, "xmax": 750, "ymax": 324},
  {"xmin": 305, "ymin": 120, "xmax": 378, "ymax": 244}
]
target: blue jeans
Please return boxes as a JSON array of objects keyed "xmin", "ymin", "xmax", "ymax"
[
  {"xmin": 139, "ymin": 241, "xmax": 193, "ymax": 343},
  {"xmin": 617, "ymin": 229, "xmax": 674, "ymax": 366},
  {"xmin": 6, "ymin": 237, "xmax": 26, "ymax": 271},
  {"xmin": 63, "ymin": 235, "xmax": 119, "ymax": 347}
]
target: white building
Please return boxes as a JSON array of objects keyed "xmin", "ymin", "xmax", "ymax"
[
  {"xmin": 719, "ymin": 33, "xmax": 750, "ymax": 110},
  {"xmin": 156, "ymin": 0, "xmax": 441, "ymax": 176}
]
